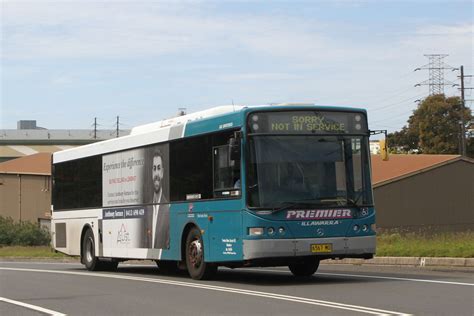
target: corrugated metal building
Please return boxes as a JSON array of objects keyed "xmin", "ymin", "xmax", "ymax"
[
  {"xmin": 0, "ymin": 153, "xmax": 52, "ymax": 223},
  {"xmin": 372, "ymin": 155, "xmax": 474, "ymax": 232}
]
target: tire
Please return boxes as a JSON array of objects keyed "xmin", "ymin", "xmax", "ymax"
[
  {"xmin": 185, "ymin": 227, "xmax": 217, "ymax": 280},
  {"xmin": 82, "ymin": 229, "xmax": 101, "ymax": 271},
  {"xmin": 82, "ymin": 229, "xmax": 118, "ymax": 271},
  {"xmin": 288, "ymin": 257, "xmax": 320, "ymax": 277},
  {"xmin": 156, "ymin": 260, "xmax": 179, "ymax": 274}
]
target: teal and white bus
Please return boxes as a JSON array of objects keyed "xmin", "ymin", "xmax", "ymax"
[{"xmin": 52, "ymin": 104, "xmax": 375, "ymax": 280}]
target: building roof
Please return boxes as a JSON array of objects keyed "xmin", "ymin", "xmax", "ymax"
[
  {"xmin": 0, "ymin": 153, "xmax": 52, "ymax": 175},
  {"xmin": 371, "ymin": 154, "xmax": 472, "ymax": 187},
  {"xmin": 0, "ymin": 129, "xmax": 130, "ymax": 141},
  {"xmin": 0, "ymin": 145, "xmax": 76, "ymax": 158},
  {"xmin": 0, "ymin": 130, "xmax": 131, "ymax": 159}
]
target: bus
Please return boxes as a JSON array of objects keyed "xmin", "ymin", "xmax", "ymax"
[{"xmin": 51, "ymin": 104, "xmax": 375, "ymax": 280}]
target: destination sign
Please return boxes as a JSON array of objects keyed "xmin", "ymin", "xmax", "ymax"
[{"xmin": 248, "ymin": 111, "xmax": 367, "ymax": 134}]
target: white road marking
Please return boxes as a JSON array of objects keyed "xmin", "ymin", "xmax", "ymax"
[
  {"xmin": 0, "ymin": 267, "xmax": 410, "ymax": 316},
  {"xmin": 0, "ymin": 297, "xmax": 67, "ymax": 316},
  {"xmin": 237, "ymin": 268, "xmax": 474, "ymax": 287},
  {"xmin": 2, "ymin": 262, "xmax": 471, "ymax": 286}
]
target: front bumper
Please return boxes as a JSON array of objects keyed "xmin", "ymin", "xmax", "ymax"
[{"xmin": 243, "ymin": 235, "xmax": 375, "ymax": 260}]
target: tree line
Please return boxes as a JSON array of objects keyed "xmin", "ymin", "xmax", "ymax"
[{"xmin": 386, "ymin": 94, "xmax": 473, "ymax": 157}]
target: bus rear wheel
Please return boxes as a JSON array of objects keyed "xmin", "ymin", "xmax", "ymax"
[
  {"xmin": 185, "ymin": 227, "xmax": 217, "ymax": 280},
  {"xmin": 288, "ymin": 257, "xmax": 320, "ymax": 277},
  {"xmin": 82, "ymin": 229, "xmax": 118, "ymax": 271}
]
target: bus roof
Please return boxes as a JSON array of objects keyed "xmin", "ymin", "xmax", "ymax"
[{"xmin": 53, "ymin": 104, "xmax": 366, "ymax": 163}]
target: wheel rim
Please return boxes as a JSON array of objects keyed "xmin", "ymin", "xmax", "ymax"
[
  {"xmin": 188, "ymin": 238, "xmax": 203, "ymax": 269},
  {"xmin": 86, "ymin": 236, "xmax": 94, "ymax": 263}
]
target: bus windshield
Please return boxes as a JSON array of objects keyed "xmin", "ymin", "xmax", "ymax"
[{"xmin": 247, "ymin": 135, "xmax": 373, "ymax": 209}]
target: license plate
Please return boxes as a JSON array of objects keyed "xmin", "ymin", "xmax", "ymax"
[{"xmin": 311, "ymin": 243, "xmax": 332, "ymax": 253}]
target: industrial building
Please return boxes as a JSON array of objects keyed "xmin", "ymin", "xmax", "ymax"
[
  {"xmin": 0, "ymin": 120, "xmax": 130, "ymax": 163},
  {"xmin": 0, "ymin": 153, "xmax": 52, "ymax": 226},
  {"xmin": 372, "ymin": 154, "xmax": 474, "ymax": 232}
]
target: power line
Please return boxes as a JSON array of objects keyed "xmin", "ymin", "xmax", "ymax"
[
  {"xmin": 370, "ymin": 109, "xmax": 415, "ymax": 124},
  {"xmin": 369, "ymin": 92, "xmax": 427, "ymax": 112},
  {"xmin": 364, "ymin": 86, "xmax": 418, "ymax": 105},
  {"xmin": 335, "ymin": 68, "xmax": 423, "ymax": 105}
]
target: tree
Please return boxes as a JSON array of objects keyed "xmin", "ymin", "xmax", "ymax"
[
  {"xmin": 387, "ymin": 126, "xmax": 419, "ymax": 153},
  {"xmin": 387, "ymin": 94, "xmax": 473, "ymax": 156}
]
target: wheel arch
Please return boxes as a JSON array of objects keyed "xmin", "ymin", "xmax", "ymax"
[{"xmin": 180, "ymin": 222, "xmax": 200, "ymax": 262}]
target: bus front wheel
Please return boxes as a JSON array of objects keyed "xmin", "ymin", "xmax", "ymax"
[
  {"xmin": 288, "ymin": 257, "xmax": 320, "ymax": 277},
  {"xmin": 185, "ymin": 227, "xmax": 217, "ymax": 280}
]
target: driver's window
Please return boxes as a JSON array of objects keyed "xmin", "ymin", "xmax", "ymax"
[{"xmin": 213, "ymin": 145, "xmax": 240, "ymax": 198}]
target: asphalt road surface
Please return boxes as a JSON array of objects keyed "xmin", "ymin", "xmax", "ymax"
[{"xmin": 1, "ymin": 261, "xmax": 473, "ymax": 315}]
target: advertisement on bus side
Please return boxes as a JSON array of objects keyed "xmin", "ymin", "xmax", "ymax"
[{"xmin": 102, "ymin": 144, "xmax": 170, "ymax": 250}]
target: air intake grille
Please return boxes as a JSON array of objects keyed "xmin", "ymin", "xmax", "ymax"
[{"xmin": 55, "ymin": 223, "xmax": 67, "ymax": 248}]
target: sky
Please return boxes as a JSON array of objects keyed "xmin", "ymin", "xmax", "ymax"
[{"xmin": 1, "ymin": 0, "xmax": 473, "ymax": 133}]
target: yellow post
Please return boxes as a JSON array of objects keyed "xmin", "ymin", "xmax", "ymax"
[{"xmin": 380, "ymin": 139, "xmax": 389, "ymax": 161}]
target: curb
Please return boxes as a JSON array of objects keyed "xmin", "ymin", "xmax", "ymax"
[{"xmin": 322, "ymin": 257, "xmax": 474, "ymax": 268}]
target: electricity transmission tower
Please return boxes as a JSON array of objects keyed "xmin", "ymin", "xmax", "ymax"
[{"xmin": 414, "ymin": 54, "xmax": 457, "ymax": 95}]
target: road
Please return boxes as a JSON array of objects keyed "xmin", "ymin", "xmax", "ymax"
[{"xmin": 1, "ymin": 261, "xmax": 473, "ymax": 315}]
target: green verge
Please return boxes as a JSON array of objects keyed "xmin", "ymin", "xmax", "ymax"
[
  {"xmin": 376, "ymin": 232, "xmax": 474, "ymax": 258},
  {"xmin": 0, "ymin": 246, "xmax": 69, "ymax": 258}
]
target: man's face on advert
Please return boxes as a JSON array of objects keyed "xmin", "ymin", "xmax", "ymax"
[{"xmin": 152, "ymin": 155, "xmax": 163, "ymax": 194}]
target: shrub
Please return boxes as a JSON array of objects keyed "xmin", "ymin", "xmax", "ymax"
[
  {"xmin": 0, "ymin": 216, "xmax": 15, "ymax": 245},
  {"xmin": 0, "ymin": 216, "xmax": 51, "ymax": 246}
]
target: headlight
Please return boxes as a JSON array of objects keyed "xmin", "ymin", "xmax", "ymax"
[{"xmin": 249, "ymin": 227, "xmax": 264, "ymax": 236}]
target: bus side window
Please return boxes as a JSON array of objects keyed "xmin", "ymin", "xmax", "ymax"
[{"xmin": 213, "ymin": 144, "xmax": 240, "ymax": 198}]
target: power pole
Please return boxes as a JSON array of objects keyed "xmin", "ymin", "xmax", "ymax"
[
  {"xmin": 414, "ymin": 54, "xmax": 457, "ymax": 95},
  {"xmin": 459, "ymin": 66, "xmax": 466, "ymax": 156},
  {"xmin": 93, "ymin": 117, "xmax": 98, "ymax": 139},
  {"xmin": 116, "ymin": 116, "xmax": 120, "ymax": 138},
  {"xmin": 458, "ymin": 65, "xmax": 473, "ymax": 156}
]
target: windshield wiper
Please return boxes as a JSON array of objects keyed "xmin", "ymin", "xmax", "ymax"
[{"xmin": 346, "ymin": 190, "xmax": 367, "ymax": 210}]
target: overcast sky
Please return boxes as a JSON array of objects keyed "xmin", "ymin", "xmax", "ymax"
[{"xmin": 1, "ymin": 0, "xmax": 472, "ymax": 133}]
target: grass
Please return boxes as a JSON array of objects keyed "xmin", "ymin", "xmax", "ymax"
[
  {"xmin": 376, "ymin": 232, "xmax": 474, "ymax": 258},
  {"xmin": 0, "ymin": 246, "xmax": 70, "ymax": 258},
  {"xmin": 0, "ymin": 232, "xmax": 473, "ymax": 258}
]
